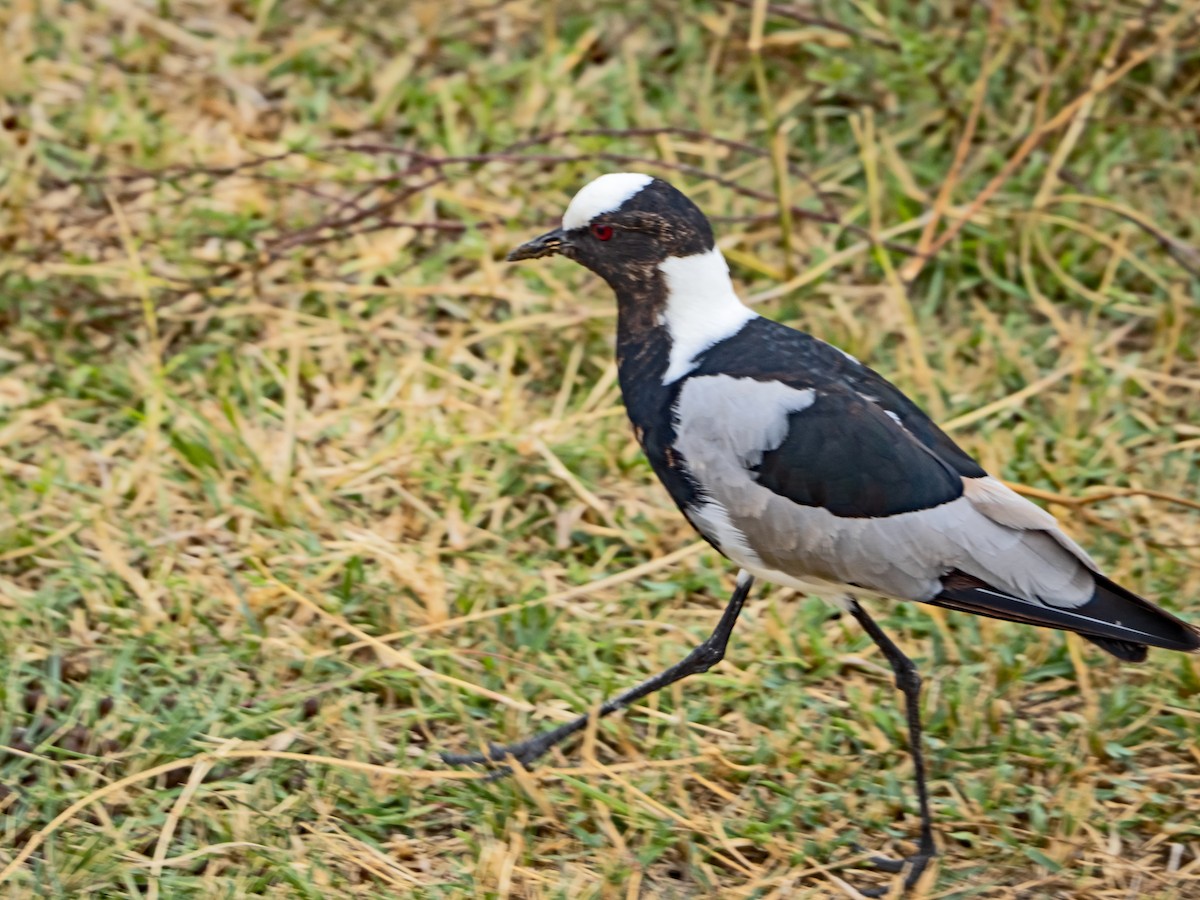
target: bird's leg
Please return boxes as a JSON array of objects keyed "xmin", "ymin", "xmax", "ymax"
[
  {"xmin": 847, "ymin": 599, "xmax": 937, "ymax": 894},
  {"xmin": 441, "ymin": 572, "xmax": 754, "ymax": 772}
]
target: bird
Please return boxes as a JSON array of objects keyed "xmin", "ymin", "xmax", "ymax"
[{"xmin": 443, "ymin": 172, "xmax": 1200, "ymax": 893}]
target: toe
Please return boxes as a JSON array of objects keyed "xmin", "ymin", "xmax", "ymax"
[{"xmin": 868, "ymin": 855, "xmax": 907, "ymax": 874}]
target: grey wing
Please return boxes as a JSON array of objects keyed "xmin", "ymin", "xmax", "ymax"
[{"xmin": 671, "ymin": 374, "xmax": 1096, "ymax": 606}]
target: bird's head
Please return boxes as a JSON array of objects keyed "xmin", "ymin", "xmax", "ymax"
[{"xmin": 507, "ymin": 173, "xmax": 715, "ymax": 289}]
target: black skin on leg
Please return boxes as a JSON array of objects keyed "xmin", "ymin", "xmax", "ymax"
[
  {"xmin": 848, "ymin": 598, "xmax": 937, "ymax": 895},
  {"xmin": 442, "ymin": 574, "xmax": 755, "ymax": 772}
]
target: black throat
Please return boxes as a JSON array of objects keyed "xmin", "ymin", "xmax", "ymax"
[
  {"xmin": 611, "ymin": 266, "xmax": 669, "ymax": 384},
  {"xmin": 610, "ymin": 270, "xmax": 701, "ymax": 511}
]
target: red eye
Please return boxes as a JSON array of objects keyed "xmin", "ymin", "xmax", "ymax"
[{"xmin": 591, "ymin": 223, "xmax": 614, "ymax": 241}]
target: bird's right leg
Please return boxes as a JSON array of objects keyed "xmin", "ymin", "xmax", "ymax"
[
  {"xmin": 847, "ymin": 598, "xmax": 937, "ymax": 895},
  {"xmin": 441, "ymin": 571, "xmax": 754, "ymax": 773}
]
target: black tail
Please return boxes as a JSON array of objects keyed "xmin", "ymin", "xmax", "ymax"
[{"xmin": 929, "ymin": 570, "xmax": 1200, "ymax": 662}]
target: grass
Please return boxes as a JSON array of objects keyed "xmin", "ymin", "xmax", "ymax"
[{"xmin": 2, "ymin": 0, "xmax": 1199, "ymax": 896}]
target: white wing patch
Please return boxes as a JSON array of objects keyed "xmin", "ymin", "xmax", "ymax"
[
  {"xmin": 658, "ymin": 250, "xmax": 758, "ymax": 384},
  {"xmin": 562, "ymin": 173, "xmax": 654, "ymax": 231},
  {"xmin": 674, "ymin": 375, "xmax": 814, "ymax": 471}
]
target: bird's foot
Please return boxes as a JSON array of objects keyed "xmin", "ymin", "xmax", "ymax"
[
  {"xmin": 441, "ymin": 728, "xmax": 566, "ymax": 779},
  {"xmin": 854, "ymin": 846, "xmax": 936, "ymax": 897}
]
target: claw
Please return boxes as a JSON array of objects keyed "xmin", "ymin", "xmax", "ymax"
[
  {"xmin": 858, "ymin": 852, "xmax": 935, "ymax": 897},
  {"xmin": 868, "ymin": 854, "xmax": 908, "ymax": 875},
  {"xmin": 845, "ymin": 843, "xmax": 935, "ymax": 896},
  {"xmin": 440, "ymin": 743, "xmax": 513, "ymax": 767},
  {"xmin": 440, "ymin": 738, "xmax": 550, "ymax": 779}
]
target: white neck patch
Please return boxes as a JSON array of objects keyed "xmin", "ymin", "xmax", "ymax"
[
  {"xmin": 658, "ymin": 248, "xmax": 758, "ymax": 384},
  {"xmin": 562, "ymin": 173, "xmax": 654, "ymax": 231}
]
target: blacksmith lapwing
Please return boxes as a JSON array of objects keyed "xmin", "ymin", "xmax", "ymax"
[{"xmin": 444, "ymin": 173, "xmax": 1200, "ymax": 892}]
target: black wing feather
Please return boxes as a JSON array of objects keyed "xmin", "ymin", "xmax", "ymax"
[
  {"xmin": 693, "ymin": 319, "xmax": 972, "ymax": 517},
  {"xmin": 694, "ymin": 318, "xmax": 985, "ymax": 477},
  {"xmin": 932, "ymin": 570, "xmax": 1200, "ymax": 658},
  {"xmin": 835, "ymin": 356, "xmax": 986, "ymax": 479},
  {"xmin": 752, "ymin": 391, "xmax": 964, "ymax": 517}
]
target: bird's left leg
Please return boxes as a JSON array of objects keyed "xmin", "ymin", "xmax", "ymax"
[
  {"xmin": 441, "ymin": 571, "xmax": 754, "ymax": 774},
  {"xmin": 847, "ymin": 598, "xmax": 937, "ymax": 894}
]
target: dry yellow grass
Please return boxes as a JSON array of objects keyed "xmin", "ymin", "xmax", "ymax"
[{"xmin": 1, "ymin": 1, "xmax": 1199, "ymax": 897}]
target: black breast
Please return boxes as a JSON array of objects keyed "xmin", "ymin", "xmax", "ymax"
[{"xmin": 615, "ymin": 322, "xmax": 702, "ymax": 513}]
